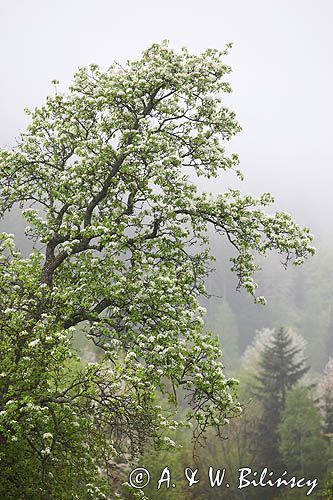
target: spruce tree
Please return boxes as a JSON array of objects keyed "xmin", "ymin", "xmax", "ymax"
[{"xmin": 253, "ymin": 327, "xmax": 309, "ymax": 471}]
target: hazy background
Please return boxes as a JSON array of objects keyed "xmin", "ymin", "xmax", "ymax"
[{"xmin": 1, "ymin": 0, "xmax": 332, "ymax": 369}]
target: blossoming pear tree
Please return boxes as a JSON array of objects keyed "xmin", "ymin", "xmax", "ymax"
[{"xmin": 0, "ymin": 41, "xmax": 315, "ymax": 497}]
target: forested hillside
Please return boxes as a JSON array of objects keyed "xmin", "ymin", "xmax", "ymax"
[{"xmin": 205, "ymin": 234, "xmax": 333, "ymax": 371}]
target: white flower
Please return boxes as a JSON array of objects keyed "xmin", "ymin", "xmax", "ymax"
[
  {"xmin": 28, "ymin": 339, "xmax": 40, "ymax": 348},
  {"xmin": 163, "ymin": 436, "xmax": 176, "ymax": 447}
]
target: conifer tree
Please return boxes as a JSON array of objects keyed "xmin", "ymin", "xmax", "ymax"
[{"xmin": 253, "ymin": 327, "xmax": 309, "ymax": 471}]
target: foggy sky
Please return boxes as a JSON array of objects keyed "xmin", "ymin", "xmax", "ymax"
[{"xmin": 1, "ymin": 0, "xmax": 332, "ymax": 240}]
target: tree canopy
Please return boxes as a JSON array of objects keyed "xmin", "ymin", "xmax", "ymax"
[
  {"xmin": 279, "ymin": 387, "xmax": 327, "ymax": 483},
  {"xmin": 253, "ymin": 327, "xmax": 309, "ymax": 473},
  {"xmin": 0, "ymin": 41, "xmax": 315, "ymax": 497}
]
